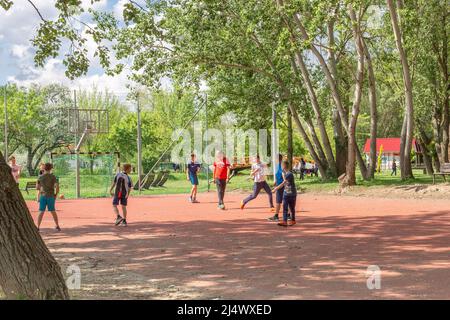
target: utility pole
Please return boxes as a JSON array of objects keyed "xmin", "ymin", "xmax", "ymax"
[
  {"xmin": 272, "ymin": 103, "xmax": 278, "ymax": 177},
  {"xmin": 3, "ymin": 84, "xmax": 8, "ymax": 160},
  {"xmin": 136, "ymin": 93, "xmax": 143, "ymax": 194},
  {"xmin": 205, "ymin": 94, "xmax": 210, "ymax": 192},
  {"xmin": 74, "ymin": 90, "xmax": 81, "ymax": 199}
]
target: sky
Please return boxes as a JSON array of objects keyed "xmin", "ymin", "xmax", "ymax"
[{"xmin": 0, "ymin": 0, "xmax": 142, "ymax": 99}]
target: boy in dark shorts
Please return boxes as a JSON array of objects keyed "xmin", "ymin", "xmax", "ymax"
[
  {"xmin": 213, "ymin": 151, "xmax": 230, "ymax": 210},
  {"xmin": 187, "ymin": 153, "xmax": 201, "ymax": 203},
  {"xmin": 110, "ymin": 163, "xmax": 133, "ymax": 226},
  {"xmin": 36, "ymin": 163, "xmax": 61, "ymax": 231},
  {"xmin": 272, "ymin": 160, "xmax": 297, "ymax": 227},
  {"xmin": 268, "ymin": 154, "xmax": 284, "ymax": 221}
]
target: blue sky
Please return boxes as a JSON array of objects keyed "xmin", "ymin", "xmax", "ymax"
[{"xmin": 0, "ymin": 0, "xmax": 137, "ymax": 96}]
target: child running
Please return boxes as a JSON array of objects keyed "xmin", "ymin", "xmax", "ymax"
[
  {"xmin": 268, "ymin": 154, "xmax": 284, "ymax": 221},
  {"xmin": 272, "ymin": 160, "xmax": 297, "ymax": 227},
  {"xmin": 213, "ymin": 151, "xmax": 230, "ymax": 210},
  {"xmin": 187, "ymin": 153, "xmax": 201, "ymax": 203},
  {"xmin": 240, "ymin": 154, "xmax": 274, "ymax": 211},
  {"xmin": 110, "ymin": 163, "xmax": 133, "ymax": 226},
  {"xmin": 36, "ymin": 163, "xmax": 61, "ymax": 232}
]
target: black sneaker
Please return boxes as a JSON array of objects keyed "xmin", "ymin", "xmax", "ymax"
[
  {"xmin": 55, "ymin": 226, "xmax": 61, "ymax": 232},
  {"xmin": 121, "ymin": 219, "xmax": 128, "ymax": 227},
  {"xmin": 115, "ymin": 215, "xmax": 123, "ymax": 226},
  {"xmin": 267, "ymin": 214, "xmax": 279, "ymax": 222},
  {"xmin": 287, "ymin": 214, "xmax": 292, "ymax": 221}
]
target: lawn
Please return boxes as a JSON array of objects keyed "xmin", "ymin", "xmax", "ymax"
[{"xmin": 18, "ymin": 168, "xmax": 438, "ymax": 201}]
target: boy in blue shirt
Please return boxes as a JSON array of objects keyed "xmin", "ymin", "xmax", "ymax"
[
  {"xmin": 272, "ymin": 160, "xmax": 297, "ymax": 227},
  {"xmin": 187, "ymin": 153, "xmax": 201, "ymax": 203},
  {"xmin": 268, "ymin": 154, "xmax": 284, "ymax": 221}
]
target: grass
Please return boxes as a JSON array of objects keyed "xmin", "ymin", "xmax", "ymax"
[{"xmin": 18, "ymin": 168, "xmax": 439, "ymax": 201}]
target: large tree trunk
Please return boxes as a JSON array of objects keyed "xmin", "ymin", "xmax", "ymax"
[
  {"xmin": 363, "ymin": 37, "xmax": 378, "ymax": 179},
  {"xmin": 387, "ymin": 0, "xmax": 414, "ymax": 179},
  {"xmin": 288, "ymin": 103, "xmax": 328, "ymax": 179},
  {"xmin": 332, "ymin": 108, "xmax": 347, "ymax": 176},
  {"xmin": 0, "ymin": 152, "xmax": 69, "ymax": 299},
  {"xmin": 341, "ymin": 5, "xmax": 365, "ymax": 186},
  {"xmin": 417, "ymin": 129, "xmax": 434, "ymax": 175}
]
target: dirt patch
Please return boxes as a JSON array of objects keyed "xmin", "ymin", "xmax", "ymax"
[{"xmin": 27, "ymin": 192, "xmax": 450, "ymax": 300}]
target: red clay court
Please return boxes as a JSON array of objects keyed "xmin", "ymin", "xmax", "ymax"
[{"xmin": 27, "ymin": 192, "xmax": 450, "ymax": 299}]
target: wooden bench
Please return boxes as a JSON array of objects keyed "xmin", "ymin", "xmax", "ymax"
[
  {"xmin": 24, "ymin": 181, "xmax": 37, "ymax": 194},
  {"xmin": 432, "ymin": 163, "xmax": 450, "ymax": 184}
]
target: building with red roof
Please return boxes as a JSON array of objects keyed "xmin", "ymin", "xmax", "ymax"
[{"xmin": 363, "ymin": 138, "xmax": 422, "ymax": 170}]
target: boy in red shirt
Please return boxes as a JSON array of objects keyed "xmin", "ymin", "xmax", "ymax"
[{"xmin": 213, "ymin": 151, "xmax": 231, "ymax": 210}]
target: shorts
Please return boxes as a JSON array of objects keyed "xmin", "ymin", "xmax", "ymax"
[
  {"xmin": 189, "ymin": 174, "xmax": 199, "ymax": 186},
  {"xmin": 113, "ymin": 194, "xmax": 128, "ymax": 206},
  {"xmin": 276, "ymin": 187, "xmax": 285, "ymax": 204},
  {"xmin": 39, "ymin": 196, "xmax": 56, "ymax": 212}
]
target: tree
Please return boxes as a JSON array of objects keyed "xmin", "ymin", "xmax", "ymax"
[
  {"xmin": 0, "ymin": 152, "xmax": 69, "ymax": 299},
  {"xmin": 386, "ymin": 0, "xmax": 414, "ymax": 179}
]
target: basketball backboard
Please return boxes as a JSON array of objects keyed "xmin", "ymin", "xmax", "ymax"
[{"xmin": 68, "ymin": 108, "xmax": 109, "ymax": 134}]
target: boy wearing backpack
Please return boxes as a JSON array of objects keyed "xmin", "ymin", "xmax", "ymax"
[{"xmin": 110, "ymin": 163, "xmax": 133, "ymax": 226}]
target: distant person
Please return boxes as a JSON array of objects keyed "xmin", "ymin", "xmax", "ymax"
[
  {"xmin": 213, "ymin": 151, "xmax": 230, "ymax": 210},
  {"xmin": 299, "ymin": 157, "xmax": 306, "ymax": 180},
  {"xmin": 240, "ymin": 154, "xmax": 274, "ymax": 211},
  {"xmin": 110, "ymin": 163, "xmax": 133, "ymax": 227},
  {"xmin": 36, "ymin": 163, "xmax": 61, "ymax": 232},
  {"xmin": 187, "ymin": 153, "xmax": 201, "ymax": 203},
  {"xmin": 9, "ymin": 156, "xmax": 22, "ymax": 185},
  {"xmin": 272, "ymin": 160, "xmax": 297, "ymax": 227},
  {"xmin": 391, "ymin": 159, "xmax": 397, "ymax": 176},
  {"xmin": 268, "ymin": 154, "xmax": 284, "ymax": 222}
]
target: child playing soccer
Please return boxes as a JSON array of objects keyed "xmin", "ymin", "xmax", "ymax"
[
  {"xmin": 240, "ymin": 154, "xmax": 274, "ymax": 211},
  {"xmin": 272, "ymin": 160, "xmax": 297, "ymax": 227},
  {"xmin": 110, "ymin": 163, "xmax": 133, "ymax": 226},
  {"xmin": 187, "ymin": 153, "xmax": 201, "ymax": 203},
  {"xmin": 213, "ymin": 151, "xmax": 230, "ymax": 210},
  {"xmin": 36, "ymin": 163, "xmax": 61, "ymax": 232},
  {"xmin": 268, "ymin": 154, "xmax": 284, "ymax": 221}
]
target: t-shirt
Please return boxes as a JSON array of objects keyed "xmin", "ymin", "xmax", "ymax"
[
  {"xmin": 38, "ymin": 173, "xmax": 58, "ymax": 197},
  {"xmin": 114, "ymin": 172, "xmax": 132, "ymax": 197},
  {"xmin": 10, "ymin": 164, "xmax": 21, "ymax": 183},
  {"xmin": 213, "ymin": 158, "xmax": 230, "ymax": 180},
  {"xmin": 283, "ymin": 171, "xmax": 297, "ymax": 196},
  {"xmin": 187, "ymin": 161, "xmax": 201, "ymax": 176},
  {"xmin": 275, "ymin": 163, "xmax": 283, "ymax": 185},
  {"xmin": 252, "ymin": 162, "xmax": 266, "ymax": 183}
]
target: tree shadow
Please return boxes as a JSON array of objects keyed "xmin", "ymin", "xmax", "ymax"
[{"xmin": 44, "ymin": 211, "xmax": 450, "ymax": 300}]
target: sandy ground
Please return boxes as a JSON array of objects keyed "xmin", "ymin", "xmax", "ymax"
[{"xmin": 27, "ymin": 191, "xmax": 450, "ymax": 300}]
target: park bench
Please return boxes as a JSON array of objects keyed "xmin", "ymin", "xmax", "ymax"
[
  {"xmin": 151, "ymin": 171, "xmax": 165, "ymax": 187},
  {"xmin": 24, "ymin": 181, "xmax": 37, "ymax": 194},
  {"xmin": 133, "ymin": 175, "xmax": 146, "ymax": 190},
  {"xmin": 157, "ymin": 172, "xmax": 170, "ymax": 187},
  {"xmin": 141, "ymin": 173, "xmax": 155, "ymax": 190},
  {"xmin": 432, "ymin": 163, "xmax": 450, "ymax": 184}
]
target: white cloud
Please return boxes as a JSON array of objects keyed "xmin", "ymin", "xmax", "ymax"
[{"xmin": 10, "ymin": 44, "xmax": 30, "ymax": 58}]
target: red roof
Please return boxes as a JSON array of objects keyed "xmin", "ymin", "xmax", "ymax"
[{"xmin": 363, "ymin": 138, "xmax": 419, "ymax": 153}]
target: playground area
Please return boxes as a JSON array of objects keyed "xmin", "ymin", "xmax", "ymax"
[{"xmin": 27, "ymin": 191, "xmax": 450, "ymax": 300}]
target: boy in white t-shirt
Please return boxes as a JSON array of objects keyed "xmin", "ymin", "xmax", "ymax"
[{"xmin": 240, "ymin": 155, "xmax": 274, "ymax": 211}]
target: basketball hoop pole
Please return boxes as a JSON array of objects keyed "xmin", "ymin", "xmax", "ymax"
[
  {"xmin": 136, "ymin": 94, "xmax": 143, "ymax": 194},
  {"xmin": 74, "ymin": 90, "xmax": 81, "ymax": 199}
]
